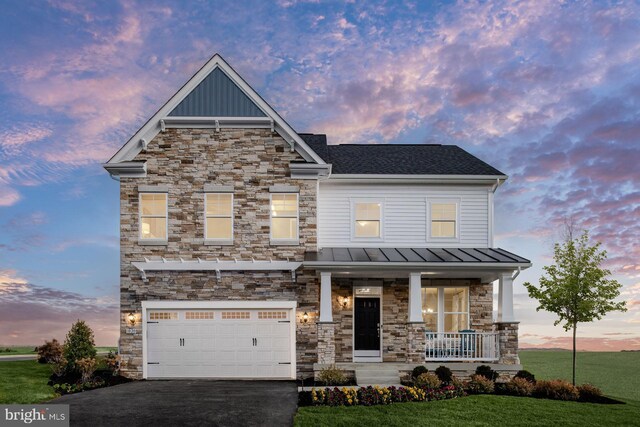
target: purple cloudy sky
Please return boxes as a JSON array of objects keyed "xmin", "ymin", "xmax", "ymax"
[{"xmin": 0, "ymin": 0, "xmax": 638, "ymax": 349}]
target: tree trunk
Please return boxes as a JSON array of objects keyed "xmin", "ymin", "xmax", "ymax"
[{"xmin": 572, "ymin": 323, "xmax": 577, "ymax": 386}]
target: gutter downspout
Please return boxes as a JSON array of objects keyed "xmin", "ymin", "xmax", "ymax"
[{"xmin": 511, "ymin": 266, "xmax": 521, "ymax": 280}]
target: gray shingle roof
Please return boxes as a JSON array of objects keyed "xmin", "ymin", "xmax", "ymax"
[
  {"xmin": 298, "ymin": 134, "xmax": 505, "ymax": 176},
  {"xmin": 305, "ymin": 247, "xmax": 530, "ymax": 264}
]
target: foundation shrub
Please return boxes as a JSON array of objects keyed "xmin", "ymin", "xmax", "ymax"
[
  {"xmin": 415, "ymin": 373, "xmax": 442, "ymax": 390},
  {"xmin": 466, "ymin": 374, "xmax": 495, "ymax": 394},
  {"xmin": 534, "ymin": 380, "xmax": 579, "ymax": 401},
  {"xmin": 317, "ymin": 364, "xmax": 348, "ymax": 386},
  {"xmin": 435, "ymin": 366, "xmax": 453, "ymax": 384}
]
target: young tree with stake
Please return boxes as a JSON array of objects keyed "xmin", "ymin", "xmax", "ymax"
[{"xmin": 524, "ymin": 230, "xmax": 626, "ymax": 385}]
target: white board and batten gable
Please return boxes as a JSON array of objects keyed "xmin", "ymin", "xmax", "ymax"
[{"xmin": 103, "ymin": 53, "xmax": 329, "ymax": 178}]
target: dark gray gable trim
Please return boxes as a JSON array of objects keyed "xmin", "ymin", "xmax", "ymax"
[{"xmin": 168, "ymin": 68, "xmax": 267, "ymax": 117}]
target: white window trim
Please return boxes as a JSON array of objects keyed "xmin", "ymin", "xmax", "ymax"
[
  {"xmin": 422, "ymin": 285, "xmax": 470, "ymax": 333},
  {"xmin": 269, "ymin": 192, "xmax": 299, "ymax": 245},
  {"xmin": 426, "ymin": 198, "xmax": 460, "ymax": 243},
  {"xmin": 350, "ymin": 198, "xmax": 384, "ymax": 242},
  {"xmin": 204, "ymin": 192, "xmax": 234, "ymax": 245},
  {"xmin": 138, "ymin": 192, "xmax": 168, "ymax": 245}
]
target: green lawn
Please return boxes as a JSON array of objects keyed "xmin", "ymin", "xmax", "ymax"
[
  {"xmin": 0, "ymin": 346, "xmax": 38, "ymax": 355},
  {"xmin": 295, "ymin": 395, "xmax": 640, "ymax": 427},
  {"xmin": 0, "ymin": 360, "xmax": 56, "ymax": 404},
  {"xmin": 0, "ymin": 346, "xmax": 117, "ymax": 356},
  {"xmin": 295, "ymin": 350, "xmax": 640, "ymax": 427},
  {"xmin": 519, "ymin": 350, "xmax": 640, "ymax": 401}
]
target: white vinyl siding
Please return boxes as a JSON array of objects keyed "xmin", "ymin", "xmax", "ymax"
[{"xmin": 318, "ymin": 183, "xmax": 489, "ymax": 248}]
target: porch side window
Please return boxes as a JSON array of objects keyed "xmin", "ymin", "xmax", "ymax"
[
  {"xmin": 140, "ymin": 193, "xmax": 167, "ymax": 240},
  {"xmin": 430, "ymin": 202, "xmax": 457, "ymax": 238},
  {"xmin": 270, "ymin": 193, "xmax": 298, "ymax": 241},
  {"xmin": 205, "ymin": 193, "xmax": 233, "ymax": 241},
  {"xmin": 421, "ymin": 287, "xmax": 469, "ymax": 332},
  {"xmin": 354, "ymin": 202, "xmax": 381, "ymax": 238}
]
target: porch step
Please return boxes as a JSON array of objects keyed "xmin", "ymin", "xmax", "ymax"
[{"xmin": 355, "ymin": 367, "xmax": 400, "ymax": 386}]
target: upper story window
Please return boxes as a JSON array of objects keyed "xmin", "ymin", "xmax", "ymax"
[
  {"xmin": 429, "ymin": 201, "xmax": 458, "ymax": 239},
  {"xmin": 140, "ymin": 193, "xmax": 167, "ymax": 240},
  {"xmin": 205, "ymin": 193, "xmax": 233, "ymax": 242},
  {"xmin": 270, "ymin": 193, "xmax": 298, "ymax": 243},
  {"xmin": 354, "ymin": 202, "xmax": 382, "ymax": 238}
]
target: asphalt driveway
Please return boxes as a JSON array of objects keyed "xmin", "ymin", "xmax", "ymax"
[{"xmin": 51, "ymin": 380, "xmax": 298, "ymax": 427}]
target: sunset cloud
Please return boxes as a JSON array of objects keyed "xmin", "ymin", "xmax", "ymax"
[{"xmin": 0, "ymin": 0, "xmax": 638, "ymax": 345}]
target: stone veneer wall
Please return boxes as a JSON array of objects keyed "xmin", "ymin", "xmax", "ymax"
[
  {"xmin": 496, "ymin": 322, "xmax": 520, "ymax": 365},
  {"xmin": 118, "ymin": 128, "xmax": 319, "ymax": 379}
]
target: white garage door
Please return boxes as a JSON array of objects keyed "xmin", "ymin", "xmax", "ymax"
[{"xmin": 146, "ymin": 308, "xmax": 293, "ymax": 379}]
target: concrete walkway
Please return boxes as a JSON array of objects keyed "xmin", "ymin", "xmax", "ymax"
[{"xmin": 51, "ymin": 380, "xmax": 298, "ymax": 427}]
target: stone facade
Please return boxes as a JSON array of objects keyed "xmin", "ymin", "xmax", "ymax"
[
  {"xmin": 118, "ymin": 128, "xmax": 320, "ymax": 379},
  {"xmin": 317, "ymin": 323, "xmax": 335, "ymax": 364},
  {"xmin": 496, "ymin": 322, "xmax": 520, "ymax": 365},
  {"xmin": 115, "ymin": 127, "xmax": 518, "ymax": 380}
]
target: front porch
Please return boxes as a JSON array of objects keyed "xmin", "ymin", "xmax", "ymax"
[{"xmin": 305, "ymin": 247, "xmax": 530, "ymax": 380}]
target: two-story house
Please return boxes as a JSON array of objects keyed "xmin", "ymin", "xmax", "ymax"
[{"xmin": 104, "ymin": 54, "xmax": 530, "ymax": 384}]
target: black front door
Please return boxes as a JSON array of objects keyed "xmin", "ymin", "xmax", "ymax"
[{"xmin": 354, "ymin": 298, "xmax": 380, "ymax": 351}]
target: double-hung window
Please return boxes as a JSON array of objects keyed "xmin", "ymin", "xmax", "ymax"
[
  {"xmin": 205, "ymin": 193, "xmax": 233, "ymax": 242},
  {"xmin": 139, "ymin": 193, "xmax": 167, "ymax": 241},
  {"xmin": 270, "ymin": 193, "xmax": 298, "ymax": 243},
  {"xmin": 429, "ymin": 201, "xmax": 458, "ymax": 239},
  {"xmin": 421, "ymin": 286, "xmax": 469, "ymax": 332},
  {"xmin": 354, "ymin": 202, "xmax": 382, "ymax": 238}
]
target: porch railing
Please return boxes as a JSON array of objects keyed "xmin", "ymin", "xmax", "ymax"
[{"xmin": 425, "ymin": 332, "xmax": 499, "ymax": 361}]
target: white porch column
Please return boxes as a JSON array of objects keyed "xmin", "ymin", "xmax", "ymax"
[
  {"xmin": 319, "ymin": 271, "xmax": 333, "ymax": 322},
  {"xmin": 408, "ymin": 272, "xmax": 423, "ymax": 323},
  {"xmin": 497, "ymin": 272, "xmax": 515, "ymax": 322}
]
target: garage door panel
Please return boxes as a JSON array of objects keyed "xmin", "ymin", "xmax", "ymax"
[{"xmin": 146, "ymin": 307, "xmax": 293, "ymax": 379}]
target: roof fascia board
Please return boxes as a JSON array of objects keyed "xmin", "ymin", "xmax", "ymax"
[
  {"xmin": 106, "ymin": 54, "xmax": 324, "ymax": 166},
  {"xmin": 303, "ymin": 261, "xmax": 531, "ymax": 270},
  {"xmin": 327, "ymin": 174, "xmax": 508, "ymax": 185},
  {"xmin": 102, "ymin": 161, "xmax": 147, "ymax": 178},
  {"xmin": 289, "ymin": 163, "xmax": 332, "ymax": 179}
]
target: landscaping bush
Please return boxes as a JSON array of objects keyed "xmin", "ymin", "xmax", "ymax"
[
  {"xmin": 411, "ymin": 365, "xmax": 428, "ymax": 379},
  {"xmin": 504, "ymin": 377, "xmax": 535, "ymax": 397},
  {"xmin": 76, "ymin": 357, "xmax": 97, "ymax": 384},
  {"xmin": 435, "ymin": 366, "xmax": 453, "ymax": 384},
  {"xmin": 36, "ymin": 339, "xmax": 63, "ymax": 364},
  {"xmin": 475, "ymin": 365, "xmax": 499, "ymax": 382},
  {"xmin": 104, "ymin": 351, "xmax": 120, "ymax": 375},
  {"xmin": 534, "ymin": 379, "xmax": 579, "ymax": 401},
  {"xmin": 415, "ymin": 372, "xmax": 442, "ymax": 390},
  {"xmin": 317, "ymin": 364, "xmax": 348, "ymax": 386},
  {"xmin": 578, "ymin": 384, "xmax": 603, "ymax": 402},
  {"xmin": 465, "ymin": 374, "xmax": 495, "ymax": 394},
  {"xmin": 514, "ymin": 370, "xmax": 536, "ymax": 383},
  {"xmin": 308, "ymin": 384, "xmax": 463, "ymax": 407},
  {"xmin": 63, "ymin": 320, "xmax": 97, "ymax": 373}
]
